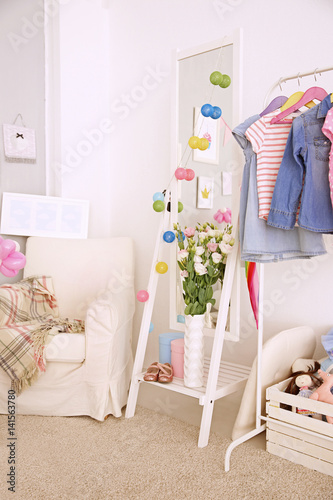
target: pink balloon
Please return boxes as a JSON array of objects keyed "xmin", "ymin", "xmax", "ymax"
[
  {"xmin": 137, "ymin": 290, "xmax": 149, "ymax": 302},
  {"xmin": 0, "ymin": 237, "xmax": 26, "ymax": 276},
  {"xmin": 0, "ymin": 264, "xmax": 18, "ymax": 277},
  {"xmin": 4, "ymin": 253, "xmax": 26, "ymax": 270},
  {"xmin": 0, "ymin": 239, "xmax": 16, "ymax": 260}
]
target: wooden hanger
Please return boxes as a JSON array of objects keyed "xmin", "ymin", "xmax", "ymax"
[
  {"xmin": 260, "ymin": 96, "xmax": 288, "ymax": 117},
  {"xmin": 271, "ymin": 86, "xmax": 328, "ymax": 124}
]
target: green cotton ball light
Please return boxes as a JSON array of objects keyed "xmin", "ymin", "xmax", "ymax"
[
  {"xmin": 178, "ymin": 201, "xmax": 183, "ymax": 213},
  {"xmin": 210, "ymin": 71, "xmax": 223, "ymax": 85},
  {"xmin": 153, "ymin": 200, "xmax": 165, "ymax": 212},
  {"xmin": 219, "ymin": 74, "xmax": 231, "ymax": 88}
]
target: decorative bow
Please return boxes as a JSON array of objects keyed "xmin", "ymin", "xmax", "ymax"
[
  {"xmin": 16, "ymin": 133, "xmax": 24, "ymax": 139},
  {"xmin": 213, "ymin": 208, "xmax": 232, "ymax": 224}
]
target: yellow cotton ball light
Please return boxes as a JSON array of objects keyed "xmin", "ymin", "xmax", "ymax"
[
  {"xmin": 155, "ymin": 261, "xmax": 168, "ymax": 274},
  {"xmin": 188, "ymin": 136, "xmax": 199, "ymax": 149},
  {"xmin": 198, "ymin": 138, "xmax": 209, "ymax": 150}
]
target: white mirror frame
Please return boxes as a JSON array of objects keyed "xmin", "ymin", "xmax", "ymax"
[{"xmin": 169, "ymin": 29, "xmax": 243, "ymax": 341}]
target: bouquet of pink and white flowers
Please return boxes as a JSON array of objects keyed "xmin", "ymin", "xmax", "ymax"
[{"xmin": 174, "ymin": 221, "xmax": 234, "ymax": 316}]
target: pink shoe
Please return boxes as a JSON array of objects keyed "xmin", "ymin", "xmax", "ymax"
[
  {"xmin": 143, "ymin": 362, "xmax": 159, "ymax": 382},
  {"xmin": 157, "ymin": 363, "xmax": 174, "ymax": 383}
]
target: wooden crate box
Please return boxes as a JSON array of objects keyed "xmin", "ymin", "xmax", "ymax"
[{"xmin": 266, "ymin": 379, "xmax": 333, "ymax": 477}]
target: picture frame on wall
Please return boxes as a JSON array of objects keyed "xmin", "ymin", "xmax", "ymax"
[
  {"xmin": 197, "ymin": 176, "xmax": 214, "ymax": 209},
  {"xmin": 193, "ymin": 107, "xmax": 220, "ymax": 165},
  {"xmin": 0, "ymin": 192, "xmax": 90, "ymax": 239}
]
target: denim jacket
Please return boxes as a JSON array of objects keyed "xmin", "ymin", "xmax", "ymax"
[{"xmin": 267, "ymin": 94, "xmax": 333, "ymax": 233}]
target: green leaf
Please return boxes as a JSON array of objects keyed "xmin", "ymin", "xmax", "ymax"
[
  {"xmin": 206, "ymin": 286, "xmax": 213, "ymax": 300},
  {"xmin": 198, "ymin": 288, "xmax": 205, "ymax": 305},
  {"xmin": 184, "ymin": 304, "xmax": 192, "ymax": 315},
  {"xmin": 207, "ymin": 298, "xmax": 216, "ymax": 306},
  {"xmin": 207, "ymin": 266, "xmax": 214, "ymax": 277},
  {"xmin": 187, "ymin": 260, "xmax": 194, "ymax": 273}
]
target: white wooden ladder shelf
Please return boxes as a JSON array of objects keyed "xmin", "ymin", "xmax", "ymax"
[{"xmin": 125, "ymin": 186, "xmax": 250, "ymax": 449}]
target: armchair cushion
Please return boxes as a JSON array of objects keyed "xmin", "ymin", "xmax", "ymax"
[{"xmin": 45, "ymin": 333, "xmax": 85, "ymax": 363}]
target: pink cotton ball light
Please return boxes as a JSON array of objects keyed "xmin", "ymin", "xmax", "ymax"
[
  {"xmin": 137, "ymin": 290, "xmax": 149, "ymax": 302},
  {"xmin": 185, "ymin": 169, "xmax": 195, "ymax": 181},
  {"xmin": 0, "ymin": 237, "xmax": 26, "ymax": 277},
  {"xmin": 175, "ymin": 167, "xmax": 187, "ymax": 180}
]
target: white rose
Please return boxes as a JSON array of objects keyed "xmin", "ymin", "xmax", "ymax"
[
  {"xmin": 223, "ymin": 233, "xmax": 232, "ymax": 243},
  {"xmin": 177, "ymin": 249, "xmax": 189, "ymax": 261},
  {"xmin": 211, "ymin": 252, "xmax": 222, "ymax": 264},
  {"xmin": 193, "ymin": 255, "xmax": 202, "ymax": 263},
  {"xmin": 194, "ymin": 263, "xmax": 207, "ymax": 275},
  {"xmin": 219, "ymin": 242, "xmax": 233, "ymax": 254},
  {"xmin": 195, "ymin": 246, "xmax": 205, "ymax": 256},
  {"xmin": 198, "ymin": 232, "xmax": 207, "ymax": 242},
  {"xmin": 207, "ymin": 229, "xmax": 215, "ymax": 237}
]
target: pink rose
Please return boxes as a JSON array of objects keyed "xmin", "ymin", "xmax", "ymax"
[
  {"xmin": 180, "ymin": 270, "xmax": 189, "ymax": 278},
  {"xmin": 184, "ymin": 227, "xmax": 195, "ymax": 238},
  {"xmin": 207, "ymin": 242, "xmax": 218, "ymax": 252}
]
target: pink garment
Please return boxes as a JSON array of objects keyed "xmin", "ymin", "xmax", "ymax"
[{"xmin": 322, "ymin": 107, "xmax": 333, "ymax": 208}]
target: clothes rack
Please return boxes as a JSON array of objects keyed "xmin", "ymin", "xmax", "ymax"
[
  {"xmin": 264, "ymin": 65, "xmax": 333, "ymax": 108},
  {"xmin": 225, "ymin": 67, "xmax": 333, "ymax": 471}
]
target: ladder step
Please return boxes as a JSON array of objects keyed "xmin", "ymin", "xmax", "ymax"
[{"xmin": 136, "ymin": 359, "xmax": 251, "ymax": 401}]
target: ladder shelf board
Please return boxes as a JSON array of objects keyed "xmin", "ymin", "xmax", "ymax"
[{"xmin": 137, "ymin": 359, "xmax": 251, "ymax": 402}]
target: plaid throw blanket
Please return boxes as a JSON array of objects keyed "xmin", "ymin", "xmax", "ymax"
[{"xmin": 0, "ymin": 276, "xmax": 84, "ymax": 394}]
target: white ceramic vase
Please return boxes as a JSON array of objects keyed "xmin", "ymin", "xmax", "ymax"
[{"xmin": 184, "ymin": 313, "xmax": 205, "ymax": 388}]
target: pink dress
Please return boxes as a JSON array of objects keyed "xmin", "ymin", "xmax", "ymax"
[{"xmin": 322, "ymin": 107, "xmax": 333, "ymax": 208}]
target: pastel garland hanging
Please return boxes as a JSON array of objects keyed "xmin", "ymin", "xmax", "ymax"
[{"xmin": 137, "ymin": 42, "xmax": 232, "ymax": 310}]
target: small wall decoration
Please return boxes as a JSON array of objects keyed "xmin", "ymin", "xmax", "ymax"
[
  {"xmin": 197, "ymin": 176, "xmax": 214, "ymax": 209},
  {"xmin": 3, "ymin": 114, "xmax": 36, "ymax": 162},
  {"xmin": 1, "ymin": 193, "xmax": 89, "ymax": 239},
  {"xmin": 193, "ymin": 108, "xmax": 220, "ymax": 165}
]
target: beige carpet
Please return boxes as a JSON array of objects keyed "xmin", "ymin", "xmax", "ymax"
[{"xmin": 0, "ymin": 406, "xmax": 332, "ymax": 500}]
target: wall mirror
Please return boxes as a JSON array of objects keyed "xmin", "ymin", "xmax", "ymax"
[{"xmin": 169, "ymin": 30, "xmax": 243, "ymax": 341}]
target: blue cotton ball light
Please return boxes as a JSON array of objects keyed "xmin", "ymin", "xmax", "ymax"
[
  {"xmin": 201, "ymin": 103, "xmax": 213, "ymax": 117},
  {"xmin": 211, "ymin": 106, "xmax": 222, "ymax": 119}
]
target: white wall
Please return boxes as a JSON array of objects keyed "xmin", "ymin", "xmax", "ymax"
[
  {"xmin": 0, "ymin": 0, "xmax": 46, "ymax": 285},
  {"xmin": 53, "ymin": 0, "xmax": 333, "ymax": 393}
]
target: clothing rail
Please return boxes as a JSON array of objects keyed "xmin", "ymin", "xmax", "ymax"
[
  {"xmin": 225, "ymin": 66, "xmax": 333, "ymax": 470},
  {"xmin": 264, "ymin": 65, "xmax": 333, "ymax": 107}
]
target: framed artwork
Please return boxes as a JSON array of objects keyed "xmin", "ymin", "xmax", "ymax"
[
  {"xmin": 197, "ymin": 176, "xmax": 214, "ymax": 209},
  {"xmin": 0, "ymin": 192, "xmax": 89, "ymax": 239},
  {"xmin": 193, "ymin": 107, "xmax": 220, "ymax": 165}
]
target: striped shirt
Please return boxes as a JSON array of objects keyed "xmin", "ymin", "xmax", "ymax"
[{"xmin": 246, "ymin": 110, "xmax": 293, "ymax": 220}]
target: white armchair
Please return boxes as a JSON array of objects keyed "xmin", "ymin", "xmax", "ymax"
[{"xmin": 0, "ymin": 236, "xmax": 135, "ymax": 420}]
